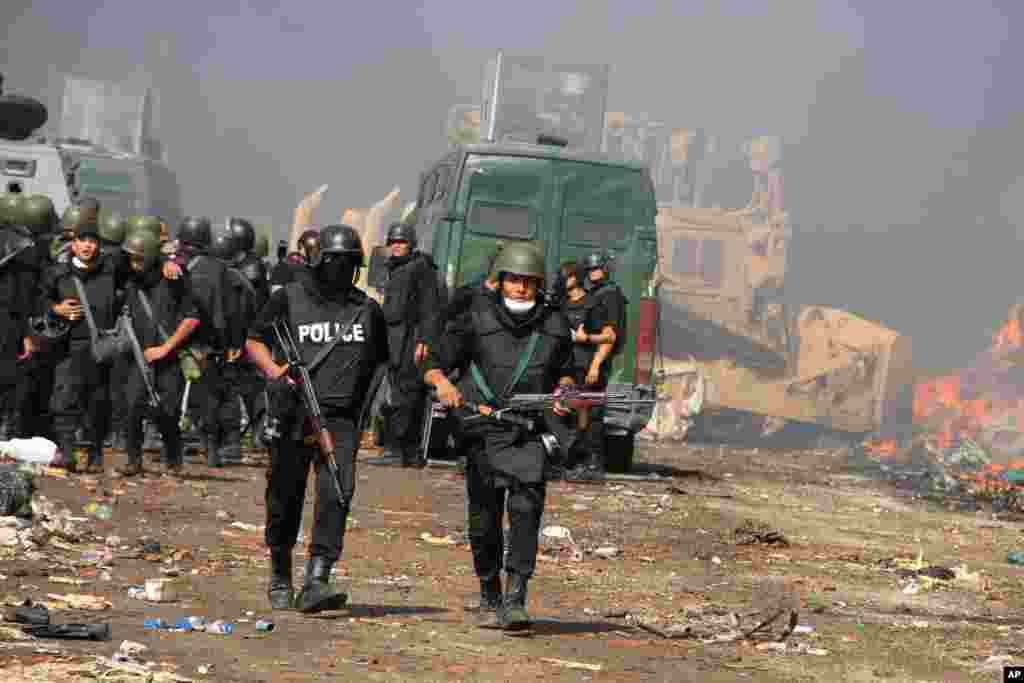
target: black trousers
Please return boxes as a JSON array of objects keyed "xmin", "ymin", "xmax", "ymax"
[
  {"xmin": 51, "ymin": 340, "xmax": 111, "ymax": 460},
  {"xmin": 264, "ymin": 415, "xmax": 357, "ymax": 563},
  {"xmin": 125, "ymin": 358, "xmax": 185, "ymax": 467},
  {"xmin": 383, "ymin": 363, "xmax": 427, "ymax": 456},
  {"xmin": 14, "ymin": 352, "xmax": 55, "ymax": 441},
  {"xmin": 198, "ymin": 359, "xmax": 241, "ymax": 438},
  {"xmin": 108, "ymin": 354, "xmax": 133, "ymax": 439},
  {"xmin": 0, "ymin": 311, "xmax": 20, "ymax": 438},
  {"xmin": 235, "ymin": 362, "xmax": 266, "ymax": 431},
  {"xmin": 464, "ymin": 446, "xmax": 546, "ymax": 581}
]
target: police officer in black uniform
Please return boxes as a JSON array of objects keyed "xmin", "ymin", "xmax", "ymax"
[
  {"xmin": 97, "ymin": 212, "xmax": 131, "ymax": 450},
  {"xmin": 41, "ymin": 219, "xmax": 119, "ymax": 473},
  {"xmin": 0, "ymin": 194, "xmax": 44, "ymax": 439},
  {"xmin": 246, "ymin": 224, "xmax": 388, "ymax": 613},
  {"xmin": 115, "ymin": 231, "xmax": 200, "ymax": 477},
  {"xmin": 228, "ymin": 218, "xmax": 270, "ymax": 439},
  {"xmin": 571, "ymin": 252, "xmax": 628, "ymax": 477},
  {"xmin": 172, "ymin": 216, "xmax": 237, "ymax": 467},
  {"xmin": 380, "ymin": 222, "xmax": 442, "ymax": 466},
  {"xmin": 423, "ymin": 242, "xmax": 574, "ymax": 632}
]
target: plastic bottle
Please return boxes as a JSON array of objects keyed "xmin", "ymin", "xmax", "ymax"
[
  {"xmin": 206, "ymin": 620, "xmax": 233, "ymax": 635},
  {"xmin": 143, "ymin": 618, "xmax": 167, "ymax": 630},
  {"xmin": 254, "ymin": 620, "xmax": 274, "ymax": 633},
  {"xmin": 1008, "ymin": 551, "xmax": 1024, "ymax": 565}
]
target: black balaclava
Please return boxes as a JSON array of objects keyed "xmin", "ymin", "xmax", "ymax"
[{"xmin": 316, "ymin": 254, "xmax": 357, "ymax": 298}]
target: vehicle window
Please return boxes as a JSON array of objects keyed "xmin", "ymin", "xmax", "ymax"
[
  {"xmin": 672, "ymin": 237, "xmax": 723, "ymax": 287},
  {"xmin": 468, "ymin": 203, "xmax": 531, "ymax": 238},
  {"xmin": 75, "ymin": 158, "xmax": 142, "ymax": 215},
  {"xmin": 561, "ymin": 164, "xmax": 651, "ymax": 247},
  {"xmin": 464, "ymin": 155, "xmax": 546, "ymax": 238}
]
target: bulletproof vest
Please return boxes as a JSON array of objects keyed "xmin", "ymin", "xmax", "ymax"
[
  {"xmin": 237, "ymin": 255, "xmax": 269, "ymax": 311},
  {"xmin": 459, "ymin": 297, "xmax": 569, "ymax": 404},
  {"xmin": 562, "ymin": 295, "xmax": 595, "ymax": 370},
  {"xmin": 282, "ymin": 282, "xmax": 378, "ymax": 411}
]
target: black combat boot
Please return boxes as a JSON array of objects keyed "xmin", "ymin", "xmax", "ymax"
[
  {"xmin": 466, "ymin": 576, "xmax": 502, "ymax": 626},
  {"xmin": 296, "ymin": 556, "xmax": 348, "ymax": 614},
  {"xmin": 57, "ymin": 440, "xmax": 78, "ymax": 474},
  {"xmin": 204, "ymin": 433, "xmax": 222, "ymax": 468},
  {"xmin": 221, "ymin": 430, "xmax": 242, "ymax": 466},
  {"xmin": 498, "ymin": 572, "xmax": 531, "ymax": 633},
  {"xmin": 267, "ymin": 548, "xmax": 294, "ymax": 610}
]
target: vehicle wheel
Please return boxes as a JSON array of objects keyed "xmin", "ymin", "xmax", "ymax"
[{"xmin": 604, "ymin": 431, "xmax": 635, "ymax": 474}]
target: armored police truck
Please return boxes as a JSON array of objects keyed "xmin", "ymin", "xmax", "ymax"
[{"xmin": 404, "ymin": 137, "xmax": 660, "ymax": 471}]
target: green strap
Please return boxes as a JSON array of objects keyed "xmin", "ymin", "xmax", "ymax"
[{"xmin": 469, "ymin": 331, "xmax": 541, "ymax": 406}]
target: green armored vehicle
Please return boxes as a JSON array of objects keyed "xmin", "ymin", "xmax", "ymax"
[{"xmin": 396, "ymin": 137, "xmax": 660, "ymax": 470}]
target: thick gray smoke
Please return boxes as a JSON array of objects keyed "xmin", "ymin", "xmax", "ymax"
[{"xmin": 1, "ymin": 1, "xmax": 1020, "ymax": 370}]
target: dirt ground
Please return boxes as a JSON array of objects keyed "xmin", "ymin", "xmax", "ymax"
[{"xmin": 1, "ymin": 439, "xmax": 1023, "ymax": 682}]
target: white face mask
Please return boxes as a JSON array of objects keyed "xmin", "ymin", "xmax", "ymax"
[{"xmin": 503, "ymin": 298, "xmax": 536, "ymax": 314}]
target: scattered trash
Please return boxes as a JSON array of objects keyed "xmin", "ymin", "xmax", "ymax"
[
  {"xmin": 215, "ymin": 510, "xmax": 233, "ymax": 521},
  {"xmin": 24, "ymin": 621, "xmax": 111, "ymax": 641},
  {"xmin": 734, "ymin": 519, "xmax": 789, "ymax": 547},
  {"xmin": 145, "ymin": 578, "xmax": 180, "ymax": 603},
  {"xmin": 0, "ymin": 437, "xmax": 59, "ymax": 466},
  {"xmin": 228, "ymin": 522, "xmax": 263, "ymax": 534},
  {"xmin": 45, "ymin": 593, "xmax": 111, "ymax": 610},
  {"xmin": 127, "ymin": 586, "xmax": 147, "ymax": 600},
  {"xmin": 711, "ymin": 556, "xmax": 722, "ymax": 566},
  {"xmin": 144, "ymin": 618, "xmax": 169, "ymax": 630},
  {"xmin": 206, "ymin": 620, "xmax": 233, "ymax": 635},
  {"xmin": 594, "ymin": 546, "xmax": 621, "ymax": 559},
  {"xmin": 254, "ymin": 619, "xmax": 274, "ymax": 633},
  {"xmin": 539, "ymin": 657, "xmax": 603, "ymax": 672},
  {"xmin": 419, "ymin": 532, "xmax": 457, "ymax": 546},
  {"xmin": 197, "ymin": 664, "xmax": 214, "ymax": 675},
  {"xmin": 83, "ymin": 501, "xmax": 113, "ymax": 520},
  {"xmin": 119, "ymin": 640, "xmax": 148, "ymax": 657},
  {"xmin": 793, "ymin": 625, "xmax": 814, "ymax": 634},
  {"xmin": 3, "ymin": 604, "xmax": 49, "ymax": 625},
  {"xmin": 0, "ymin": 465, "xmax": 34, "ymax": 517},
  {"xmin": 1007, "ymin": 551, "xmax": 1024, "ymax": 565}
]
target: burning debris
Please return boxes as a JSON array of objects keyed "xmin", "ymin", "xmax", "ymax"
[{"xmin": 861, "ymin": 308, "xmax": 1024, "ymax": 511}]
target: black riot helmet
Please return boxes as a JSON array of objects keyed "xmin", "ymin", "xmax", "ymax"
[
  {"xmin": 315, "ymin": 224, "xmax": 364, "ymax": 267},
  {"xmin": 178, "ymin": 216, "xmax": 212, "ymax": 249},
  {"xmin": 578, "ymin": 251, "xmax": 611, "ymax": 273},
  {"xmin": 385, "ymin": 221, "xmax": 417, "ymax": 249},
  {"xmin": 226, "ymin": 216, "xmax": 255, "ymax": 254},
  {"xmin": 208, "ymin": 222, "xmax": 238, "ymax": 263}
]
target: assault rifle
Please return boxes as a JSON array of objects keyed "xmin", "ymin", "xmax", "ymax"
[
  {"xmin": 271, "ymin": 319, "xmax": 347, "ymax": 507},
  {"xmin": 121, "ymin": 305, "xmax": 162, "ymax": 410},
  {"xmin": 450, "ymin": 385, "xmax": 656, "ymax": 431}
]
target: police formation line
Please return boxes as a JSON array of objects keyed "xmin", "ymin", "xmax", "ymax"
[{"xmin": 0, "ymin": 195, "xmax": 627, "ymax": 631}]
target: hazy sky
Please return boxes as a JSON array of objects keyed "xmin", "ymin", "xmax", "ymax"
[{"xmin": 2, "ymin": 0, "xmax": 1021, "ymax": 368}]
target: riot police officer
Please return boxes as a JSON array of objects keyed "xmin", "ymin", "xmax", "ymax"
[
  {"xmin": 228, "ymin": 218, "xmax": 270, "ymax": 439},
  {"xmin": 206, "ymin": 222, "xmax": 254, "ymax": 465},
  {"xmin": 423, "ymin": 242, "xmax": 574, "ymax": 632},
  {"xmin": 115, "ymin": 231, "xmax": 200, "ymax": 477},
  {"xmin": 98, "ymin": 212, "xmax": 131, "ymax": 449},
  {"xmin": 172, "ymin": 216, "xmax": 236, "ymax": 467},
  {"xmin": 42, "ymin": 219, "xmax": 119, "ymax": 473},
  {"xmin": 380, "ymin": 222, "xmax": 443, "ymax": 466},
  {"xmin": 571, "ymin": 252, "xmax": 627, "ymax": 477},
  {"xmin": 12, "ymin": 196, "xmax": 60, "ymax": 441},
  {"xmin": 0, "ymin": 194, "xmax": 40, "ymax": 439},
  {"xmin": 245, "ymin": 224, "xmax": 388, "ymax": 613}
]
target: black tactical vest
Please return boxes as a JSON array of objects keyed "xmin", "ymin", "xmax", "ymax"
[
  {"xmin": 282, "ymin": 282, "xmax": 379, "ymax": 412},
  {"xmin": 457, "ymin": 297, "xmax": 570, "ymax": 406}
]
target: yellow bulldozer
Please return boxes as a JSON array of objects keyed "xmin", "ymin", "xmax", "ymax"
[{"xmin": 647, "ymin": 196, "xmax": 914, "ymax": 444}]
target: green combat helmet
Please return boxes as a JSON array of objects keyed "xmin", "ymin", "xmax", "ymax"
[
  {"xmin": 21, "ymin": 194, "xmax": 57, "ymax": 234},
  {"xmin": 97, "ymin": 211, "xmax": 128, "ymax": 244},
  {"xmin": 61, "ymin": 205, "xmax": 82, "ymax": 233},
  {"xmin": 126, "ymin": 214, "xmax": 162, "ymax": 241},
  {"xmin": 492, "ymin": 241, "xmax": 546, "ymax": 281},
  {"xmin": 254, "ymin": 233, "xmax": 270, "ymax": 259},
  {"xmin": 0, "ymin": 193, "xmax": 25, "ymax": 227},
  {"xmin": 122, "ymin": 229, "xmax": 162, "ymax": 270}
]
